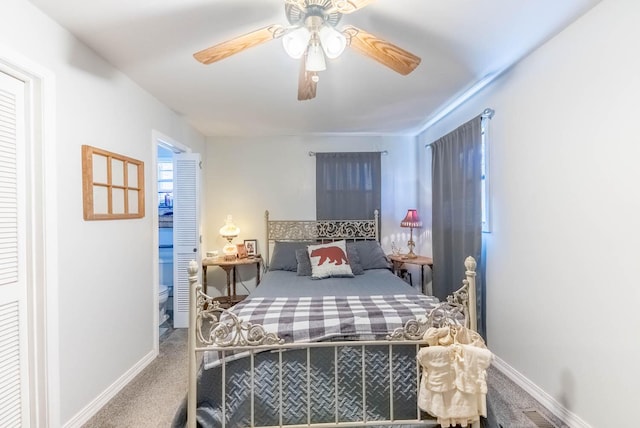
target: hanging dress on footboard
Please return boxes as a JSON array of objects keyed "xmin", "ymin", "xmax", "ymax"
[{"xmin": 417, "ymin": 326, "xmax": 493, "ymax": 427}]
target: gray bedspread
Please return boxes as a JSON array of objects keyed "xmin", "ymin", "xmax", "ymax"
[
  {"xmin": 249, "ymin": 268, "xmax": 420, "ymax": 298},
  {"xmin": 173, "ymin": 345, "xmax": 434, "ymax": 428},
  {"xmin": 173, "ymin": 269, "xmax": 437, "ymax": 428}
]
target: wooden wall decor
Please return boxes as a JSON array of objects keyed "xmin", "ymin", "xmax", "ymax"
[{"xmin": 82, "ymin": 145, "xmax": 145, "ymax": 220}]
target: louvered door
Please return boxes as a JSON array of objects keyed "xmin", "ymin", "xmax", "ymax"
[
  {"xmin": 0, "ymin": 72, "xmax": 30, "ymax": 426},
  {"xmin": 172, "ymin": 153, "xmax": 201, "ymax": 328}
]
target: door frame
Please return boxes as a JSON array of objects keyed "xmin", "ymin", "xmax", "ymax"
[
  {"xmin": 151, "ymin": 130, "xmax": 189, "ymax": 349},
  {"xmin": 0, "ymin": 48, "xmax": 60, "ymax": 426}
]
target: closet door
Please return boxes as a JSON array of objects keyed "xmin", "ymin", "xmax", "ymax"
[
  {"xmin": 172, "ymin": 153, "xmax": 201, "ymax": 328},
  {"xmin": 0, "ymin": 72, "xmax": 30, "ymax": 426}
]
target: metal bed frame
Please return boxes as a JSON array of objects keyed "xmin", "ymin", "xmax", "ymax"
[
  {"xmin": 263, "ymin": 210, "xmax": 380, "ymax": 267},
  {"xmin": 186, "ymin": 212, "xmax": 478, "ymax": 428}
]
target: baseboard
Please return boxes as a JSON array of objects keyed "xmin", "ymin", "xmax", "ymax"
[
  {"xmin": 492, "ymin": 355, "xmax": 591, "ymax": 428},
  {"xmin": 63, "ymin": 348, "xmax": 158, "ymax": 428}
]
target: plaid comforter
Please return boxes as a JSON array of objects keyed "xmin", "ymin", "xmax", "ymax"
[
  {"xmin": 229, "ymin": 294, "xmax": 439, "ymax": 343},
  {"xmin": 203, "ymin": 294, "xmax": 439, "ymax": 369}
]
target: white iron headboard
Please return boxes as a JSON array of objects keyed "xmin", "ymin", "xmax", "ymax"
[{"xmin": 264, "ymin": 209, "xmax": 379, "ymax": 267}]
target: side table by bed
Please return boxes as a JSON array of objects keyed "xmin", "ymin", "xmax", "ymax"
[
  {"xmin": 388, "ymin": 254, "xmax": 434, "ymax": 294},
  {"xmin": 202, "ymin": 255, "xmax": 262, "ymax": 308}
]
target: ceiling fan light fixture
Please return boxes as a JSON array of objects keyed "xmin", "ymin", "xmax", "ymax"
[
  {"xmin": 318, "ymin": 25, "xmax": 346, "ymax": 59},
  {"xmin": 305, "ymin": 42, "xmax": 326, "ymax": 71},
  {"xmin": 282, "ymin": 26, "xmax": 311, "ymax": 58}
]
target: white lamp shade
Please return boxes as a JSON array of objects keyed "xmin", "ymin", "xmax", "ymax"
[
  {"xmin": 318, "ymin": 25, "xmax": 347, "ymax": 59},
  {"xmin": 306, "ymin": 42, "xmax": 326, "ymax": 71},
  {"xmin": 219, "ymin": 214, "xmax": 240, "ymax": 239},
  {"xmin": 282, "ymin": 27, "xmax": 311, "ymax": 59}
]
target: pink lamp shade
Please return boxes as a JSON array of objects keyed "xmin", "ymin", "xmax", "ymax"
[{"xmin": 401, "ymin": 209, "xmax": 422, "ymax": 228}]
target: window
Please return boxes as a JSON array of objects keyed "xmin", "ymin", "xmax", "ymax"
[
  {"xmin": 158, "ymin": 160, "xmax": 173, "ymax": 208},
  {"xmin": 315, "ymin": 152, "xmax": 381, "ymax": 220}
]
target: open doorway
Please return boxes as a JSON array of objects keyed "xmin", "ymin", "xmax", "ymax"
[
  {"xmin": 157, "ymin": 144, "xmax": 176, "ymax": 338},
  {"xmin": 153, "ymin": 133, "xmax": 187, "ymax": 343},
  {"xmin": 153, "ymin": 131, "xmax": 201, "ymax": 338}
]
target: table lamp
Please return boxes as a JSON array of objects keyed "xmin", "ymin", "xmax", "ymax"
[
  {"xmin": 400, "ymin": 209, "xmax": 422, "ymax": 259},
  {"xmin": 219, "ymin": 215, "xmax": 240, "ymax": 260}
]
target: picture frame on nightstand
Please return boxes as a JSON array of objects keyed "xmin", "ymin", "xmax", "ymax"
[
  {"xmin": 244, "ymin": 239, "xmax": 257, "ymax": 257},
  {"xmin": 236, "ymin": 243, "xmax": 248, "ymax": 259}
]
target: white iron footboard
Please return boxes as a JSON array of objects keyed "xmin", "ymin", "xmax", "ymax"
[
  {"xmin": 199, "ymin": 342, "xmax": 427, "ymax": 427},
  {"xmin": 187, "ymin": 257, "xmax": 478, "ymax": 428}
]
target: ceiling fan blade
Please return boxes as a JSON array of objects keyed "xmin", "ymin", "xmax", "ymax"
[
  {"xmin": 328, "ymin": 0, "xmax": 376, "ymax": 14},
  {"xmin": 194, "ymin": 24, "xmax": 285, "ymax": 65},
  {"xmin": 342, "ymin": 25, "xmax": 421, "ymax": 75},
  {"xmin": 298, "ymin": 56, "xmax": 317, "ymax": 101}
]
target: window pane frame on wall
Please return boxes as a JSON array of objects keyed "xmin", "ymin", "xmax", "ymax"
[{"xmin": 82, "ymin": 145, "xmax": 145, "ymax": 220}]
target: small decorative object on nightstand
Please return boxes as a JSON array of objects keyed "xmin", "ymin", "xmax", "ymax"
[
  {"xmin": 391, "ymin": 241, "xmax": 401, "ymax": 256},
  {"xmin": 244, "ymin": 239, "xmax": 257, "ymax": 257},
  {"xmin": 236, "ymin": 243, "xmax": 248, "ymax": 259},
  {"xmin": 400, "ymin": 209, "xmax": 422, "ymax": 259}
]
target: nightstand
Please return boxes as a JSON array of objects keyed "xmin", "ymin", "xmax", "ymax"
[
  {"xmin": 202, "ymin": 256, "xmax": 262, "ymax": 308},
  {"xmin": 388, "ymin": 254, "xmax": 433, "ymax": 294}
]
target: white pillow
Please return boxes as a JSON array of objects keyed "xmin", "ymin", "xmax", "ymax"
[{"xmin": 307, "ymin": 240, "xmax": 354, "ymax": 279}]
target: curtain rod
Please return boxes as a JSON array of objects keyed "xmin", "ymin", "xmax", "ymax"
[
  {"xmin": 482, "ymin": 108, "xmax": 495, "ymax": 119},
  {"xmin": 308, "ymin": 150, "xmax": 388, "ymax": 156},
  {"xmin": 424, "ymin": 107, "xmax": 495, "ymax": 148}
]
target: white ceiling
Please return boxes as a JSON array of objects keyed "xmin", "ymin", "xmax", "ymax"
[{"xmin": 28, "ymin": 0, "xmax": 601, "ymax": 137}]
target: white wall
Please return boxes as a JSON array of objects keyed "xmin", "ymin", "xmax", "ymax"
[
  {"xmin": 202, "ymin": 135, "xmax": 420, "ymax": 295},
  {"xmin": 418, "ymin": 0, "xmax": 640, "ymax": 425},
  {"xmin": 0, "ymin": 0, "xmax": 206, "ymax": 425}
]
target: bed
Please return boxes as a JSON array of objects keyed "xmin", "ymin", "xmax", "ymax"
[{"xmin": 173, "ymin": 211, "xmax": 479, "ymax": 428}]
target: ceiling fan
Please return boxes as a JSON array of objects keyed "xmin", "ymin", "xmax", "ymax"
[{"xmin": 193, "ymin": 0, "xmax": 421, "ymax": 101}]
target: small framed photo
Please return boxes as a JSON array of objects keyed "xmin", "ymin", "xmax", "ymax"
[
  {"xmin": 244, "ymin": 239, "xmax": 257, "ymax": 257},
  {"xmin": 236, "ymin": 243, "xmax": 248, "ymax": 259}
]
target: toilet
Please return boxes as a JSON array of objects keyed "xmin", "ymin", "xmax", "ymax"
[{"xmin": 159, "ymin": 284, "xmax": 169, "ymax": 326}]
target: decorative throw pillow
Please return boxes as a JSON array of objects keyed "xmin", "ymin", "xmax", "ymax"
[
  {"xmin": 307, "ymin": 240, "xmax": 354, "ymax": 279},
  {"xmin": 295, "ymin": 248, "xmax": 312, "ymax": 276},
  {"xmin": 298, "ymin": 244, "xmax": 363, "ymax": 276},
  {"xmin": 269, "ymin": 241, "xmax": 314, "ymax": 271},
  {"xmin": 350, "ymin": 240, "xmax": 392, "ymax": 270}
]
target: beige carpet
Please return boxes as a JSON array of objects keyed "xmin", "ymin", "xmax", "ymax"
[
  {"xmin": 82, "ymin": 328, "xmax": 188, "ymax": 428},
  {"xmin": 80, "ymin": 327, "xmax": 562, "ymax": 428}
]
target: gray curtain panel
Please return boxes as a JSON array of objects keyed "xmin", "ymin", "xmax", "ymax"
[
  {"xmin": 431, "ymin": 115, "xmax": 484, "ymax": 336},
  {"xmin": 316, "ymin": 152, "xmax": 381, "ymax": 220}
]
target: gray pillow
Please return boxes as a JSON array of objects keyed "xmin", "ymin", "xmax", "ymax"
[
  {"xmin": 346, "ymin": 244, "xmax": 365, "ymax": 275},
  {"xmin": 348, "ymin": 240, "xmax": 391, "ymax": 270},
  {"xmin": 295, "ymin": 248, "xmax": 312, "ymax": 276},
  {"xmin": 269, "ymin": 241, "xmax": 314, "ymax": 271}
]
